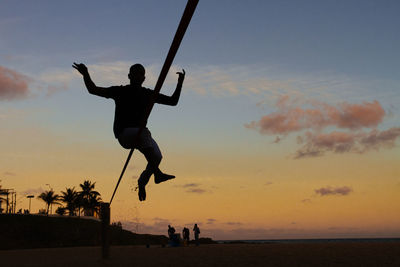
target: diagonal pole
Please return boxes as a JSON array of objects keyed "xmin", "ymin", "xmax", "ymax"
[{"xmin": 110, "ymin": 0, "xmax": 199, "ymax": 204}]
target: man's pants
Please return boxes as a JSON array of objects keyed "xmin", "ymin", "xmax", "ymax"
[{"xmin": 118, "ymin": 128, "xmax": 162, "ymax": 186}]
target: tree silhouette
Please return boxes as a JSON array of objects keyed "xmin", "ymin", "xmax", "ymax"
[
  {"xmin": 60, "ymin": 187, "xmax": 78, "ymax": 216},
  {"xmin": 79, "ymin": 180, "xmax": 101, "ymax": 217},
  {"xmin": 55, "ymin": 206, "xmax": 66, "ymax": 216},
  {"xmin": 37, "ymin": 190, "xmax": 60, "ymax": 215}
]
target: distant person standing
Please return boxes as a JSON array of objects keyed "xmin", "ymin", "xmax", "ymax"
[
  {"xmin": 193, "ymin": 224, "xmax": 200, "ymax": 246},
  {"xmin": 182, "ymin": 227, "xmax": 190, "ymax": 246},
  {"xmin": 168, "ymin": 225, "xmax": 176, "ymax": 240}
]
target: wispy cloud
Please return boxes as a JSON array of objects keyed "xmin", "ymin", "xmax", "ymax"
[
  {"xmin": 176, "ymin": 183, "xmax": 210, "ymax": 194},
  {"xmin": 33, "ymin": 61, "xmax": 386, "ymax": 104},
  {"xmin": 225, "ymin": 222, "xmax": 243, "ymax": 226},
  {"xmin": 20, "ymin": 187, "xmax": 45, "ymax": 196},
  {"xmin": 41, "ymin": 61, "xmax": 298, "ymax": 98},
  {"xmin": 38, "ymin": 68, "xmax": 75, "ymax": 96},
  {"xmin": 186, "ymin": 188, "xmax": 207, "ymax": 194},
  {"xmin": 315, "ymin": 186, "xmax": 353, "ymax": 196},
  {"xmin": 121, "ymin": 217, "xmax": 171, "ymax": 235},
  {"xmin": 0, "ymin": 65, "xmax": 31, "ymax": 100},
  {"xmin": 3, "ymin": 171, "xmax": 16, "ymax": 176},
  {"xmin": 295, "ymin": 128, "xmax": 400, "ymax": 158},
  {"xmin": 207, "ymin": 218, "xmax": 217, "ymax": 224},
  {"xmin": 121, "ymin": 220, "xmax": 400, "ymax": 240},
  {"xmin": 181, "ymin": 183, "xmax": 200, "ymax": 188}
]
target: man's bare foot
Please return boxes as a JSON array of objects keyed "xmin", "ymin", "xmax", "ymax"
[{"xmin": 155, "ymin": 173, "xmax": 175, "ymax": 184}]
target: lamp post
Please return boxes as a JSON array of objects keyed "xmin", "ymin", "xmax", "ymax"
[{"xmin": 27, "ymin": 195, "xmax": 34, "ymax": 213}]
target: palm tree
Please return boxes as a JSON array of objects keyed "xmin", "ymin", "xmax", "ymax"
[
  {"xmin": 60, "ymin": 187, "xmax": 78, "ymax": 216},
  {"xmin": 74, "ymin": 193, "xmax": 84, "ymax": 217},
  {"xmin": 79, "ymin": 180, "xmax": 101, "ymax": 216},
  {"xmin": 37, "ymin": 190, "xmax": 60, "ymax": 215},
  {"xmin": 87, "ymin": 193, "xmax": 102, "ymax": 217},
  {"xmin": 55, "ymin": 206, "xmax": 66, "ymax": 216}
]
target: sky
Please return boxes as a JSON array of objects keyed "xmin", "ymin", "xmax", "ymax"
[{"xmin": 1, "ymin": 0, "xmax": 399, "ymax": 240}]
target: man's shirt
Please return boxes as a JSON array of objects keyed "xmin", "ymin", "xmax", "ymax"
[{"xmin": 103, "ymin": 85, "xmax": 154, "ymax": 137}]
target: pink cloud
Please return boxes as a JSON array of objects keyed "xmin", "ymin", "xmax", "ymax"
[
  {"xmin": 333, "ymin": 101, "xmax": 385, "ymax": 129},
  {"xmin": 0, "ymin": 66, "xmax": 30, "ymax": 100},
  {"xmin": 245, "ymin": 96, "xmax": 385, "ymax": 135},
  {"xmin": 360, "ymin": 127, "xmax": 400, "ymax": 150},
  {"xmin": 315, "ymin": 186, "xmax": 353, "ymax": 196},
  {"xmin": 295, "ymin": 127, "xmax": 400, "ymax": 158},
  {"xmin": 246, "ymin": 96, "xmax": 400, "ymax": 158}
]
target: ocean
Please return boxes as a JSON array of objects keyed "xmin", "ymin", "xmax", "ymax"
[{"xmin": 217, "ymin": 238, "xmax": 400, "ymax": 244}]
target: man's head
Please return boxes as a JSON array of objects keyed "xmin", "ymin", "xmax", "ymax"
[{"xmin": 128, "ymin": 64, "xmax": 145, "ymax": 85}]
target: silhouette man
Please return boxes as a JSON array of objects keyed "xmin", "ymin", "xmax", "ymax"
[
  {"xmin": 182, "ymin": 227, "xmax": 190, "ymax": 246},
  {"xmin": 168, "ymin": 224, "xmax": 176, "ymax": 240},
  {"xmin": 73, "ymin": 63, "xmax": 185, "ymax": 201},
  {"xmin": 193, "ymin": 223, "xmax": 200, "ymax": 246}
]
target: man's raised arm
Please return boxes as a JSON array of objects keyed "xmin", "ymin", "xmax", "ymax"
[
  {"xmin": 73, "ymin": 62, "xmax": 110, "ymax": 98},
  {"xmin": 156, "ymin": 69, "xmax": 185, "ymax": 106}
]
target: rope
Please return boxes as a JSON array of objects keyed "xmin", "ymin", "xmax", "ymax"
[{"xmin": 110, "ymin": 0, "xmax": 199, "ymax": 204}]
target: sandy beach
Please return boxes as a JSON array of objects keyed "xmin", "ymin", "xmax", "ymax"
[{"xmin": 1, "ymin": 242, "xmax": 399, "ymax": 267}]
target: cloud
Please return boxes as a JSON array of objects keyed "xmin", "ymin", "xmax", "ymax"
[
  {"xmin": 273, "ymin": 136, "xmax": 281, "ymax": 143},
  {"xmin": 295, "ymin": 127, "xmax": 400, "ymax": 158},
  {"xmin": 181, "ymin": 183, "xmax": 200, "ymax": 188},
  {"xmin": 245, "ymin": 96, "xmax": 385, "ymax": 135},
  {"xmin": 360, "ymin": 127, "xmax": 400, "ymax": 150},
  {"xmin": 246, "ymin": 95, "xmax": 400, "ymax": 158},
  {"xmin": 48, "ymin": 61, "xmax": 298, "ymax": 98},
  {"xmin": 0, "ymin": 65, "xmax": 31, "ymax": 100},
  {"xmin": 3, "ymin": 171, "xmax": 16, "ymax": 176},
  {"xmin": 38, "ymin": 68, "xmax": 79, "ymax": 96},
  {"xmin": 20, "ymin": 187, "xmax": 45, "ymax": 196},
  {"xmin": 301, "ymin": 198, "xmax": 312, "ymax": 203},
  {"xmin": 121, "ymin": 217, "xmax": 172, "ymax": 235},
  {"xmin": 120, "ymin": 220, "xmax": 400, "ymax": 240},
  {"xmin": 176, "ymin": 183, "xmax": 209, "ymax": 194},
  {"xmin": 225, "ymin": 222, "xmax": 243, "ymax": 226},
  {"xmin": 315, "ymin": 186, "xmax": 353, "ymax": 196},
  {"xmin": 264, "ymin": 181, "xmax": 273, "ymax": 186},
  {"xmin": 207, "ymin": 218, "xmax": 217, "ymax": 224},
  {"xmin": 186, "ymin": 188, "xmax": 207, "ymax": 194}
]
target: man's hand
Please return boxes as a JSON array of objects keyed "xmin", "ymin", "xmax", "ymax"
[
  {"xmin": 176, "ymin": 69, "xmax": 185, "ymax": 84},
  {"xmin": 72, "ymin": 62, "xmax": 89, "ymax": 76}
]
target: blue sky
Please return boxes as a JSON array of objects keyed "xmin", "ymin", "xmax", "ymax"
[
  {"xmin": 1, "ymin": 0, "xmax": 400, "ymax": 239},
  {"xmin": 2, "ymin": 0, "xmax": 400, "ymax": 74}
]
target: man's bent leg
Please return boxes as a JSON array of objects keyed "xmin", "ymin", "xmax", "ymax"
[
  {"xmin": 139, "ymin": 141, "xmax": 175, "ymax": 184},
  {"xmin": 137, "ymin": 146, "xmax": 165, "ymax": 201}
]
